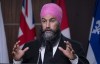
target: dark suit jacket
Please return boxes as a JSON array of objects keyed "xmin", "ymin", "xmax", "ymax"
[{"xmin": 22, "ymin": 35, "xmax": 89, "ymax": 64}]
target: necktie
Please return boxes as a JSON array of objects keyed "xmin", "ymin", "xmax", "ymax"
[{"xmin": 43, "ymin": 42, "xmax": 53, "ymax": 64}]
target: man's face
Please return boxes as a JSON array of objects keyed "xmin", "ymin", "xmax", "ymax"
[
  {"xmin": 41, "ymin": 15, "xmax": 60, "ymax": 41},
  {"xmin": 41, "ymin": 15, "xmax": 59, "ymax": 32}
]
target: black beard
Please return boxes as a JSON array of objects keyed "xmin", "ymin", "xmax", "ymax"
[
  {"xmin": 40, "ymin": 28, "xmax": 61, "ymax": 46},
  {"xmin": 43, "ymin": 29, "xmax": 55, "ymax": 41}
]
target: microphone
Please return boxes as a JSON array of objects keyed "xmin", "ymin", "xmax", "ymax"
[{"xmin": 37, "ymin": 46, "xmax": 42, "ymax": 64}]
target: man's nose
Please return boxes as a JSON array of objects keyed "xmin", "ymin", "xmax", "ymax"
[{"xmin": 46, "ymin": 21, "xmax": 50, "ymax": 28}]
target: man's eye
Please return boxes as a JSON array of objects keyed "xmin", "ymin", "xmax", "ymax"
[
  {"xmin": 41, "ymin": 20, "xmax": 46, "ymax": 23},
  {"xmin": 50, "ymin": 19, "xmax": 56, "ymax": 22}
]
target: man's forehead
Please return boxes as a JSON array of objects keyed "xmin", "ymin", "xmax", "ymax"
[{"xmin": 41, "ymin": 15, "xmax": 57, "ymax": 20}]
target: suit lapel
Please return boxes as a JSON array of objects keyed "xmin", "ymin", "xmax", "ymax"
[
  {"xmin": 53, "ymin": 35, "xmax": 66, "ymax": 58},
  {"xmin": 32, "ymin": 40, "xmax": 42, "ymax": 63},
  {"xmin": 52, "ymin": 35, "xmax": 71, "ymax": 64}
]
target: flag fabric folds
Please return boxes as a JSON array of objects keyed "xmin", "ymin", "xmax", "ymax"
[
  {"xmin": 0, "ymin": 2, "xmax": 9, "ymax": 63},
  {"xmin": 56, "ymin": 0, "xmax": 71, "ymax": 39},
  {"xmin": 87, "ymin": 0, "xmax": 100, "ymax": 64},
  {"xmin": 18, "ymin": 0, "xmax": 36, "ymax": 47}
]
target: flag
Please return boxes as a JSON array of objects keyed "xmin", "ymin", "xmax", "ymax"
[
  {"xmin": 87, "ymin": 0, "xmax": 100, "ymax": 64},
  {"xmin": 0, "ymin": 2, "xmax": 9, "ymax": 63},
  {"xmin": 18, "ymin": 0, "xmax": 36, "ymax": 47},
  {"xmin": 56, "ymin": 0, "xmax": 71, "ymax": 38}
]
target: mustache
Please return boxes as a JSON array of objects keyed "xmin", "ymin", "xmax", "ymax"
[{"xmin": 44, "ymin": 28, "xmax": 54, "ymax": 32}]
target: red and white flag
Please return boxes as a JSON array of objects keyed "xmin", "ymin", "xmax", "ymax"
[
  {"xmin": 56, "ymin": 0, "xmax": 71, "ymax": 38},
  {"xmin": 18, "ymin": 0, "xmax": 36, "ymax": 47}
]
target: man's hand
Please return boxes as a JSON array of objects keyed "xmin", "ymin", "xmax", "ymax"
[
  {"xmin": 58, "ymin": 41, "xmax": 76, "ymax": 60},
  {"xmin": 12, "ymin": 41, "xmax": 29, "ymax": 61}
]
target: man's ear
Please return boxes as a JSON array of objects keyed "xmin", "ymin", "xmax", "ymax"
[
  {"xmin": 57, "ymin": 22, "xmax": 60, "ymax": 29},
  {"xmin": 39, "ymin": 25, "xmax": 43, "ymax": 34}
]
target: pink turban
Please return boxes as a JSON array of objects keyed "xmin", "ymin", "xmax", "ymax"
[{"xmin": 40, "ymin": 3, "xmax": 62, "ymax": 23}]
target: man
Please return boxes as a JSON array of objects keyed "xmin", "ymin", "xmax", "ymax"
[{"xmin": 12, "ymin": 3, "xmax": 89, "ymax": 64}]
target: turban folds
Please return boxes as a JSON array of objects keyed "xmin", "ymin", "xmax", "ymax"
[{"xmin": 40, "ymin": 3, "xmax": 62, "ymax": 23}]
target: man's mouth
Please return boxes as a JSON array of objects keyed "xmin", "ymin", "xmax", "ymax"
[{"xmin": 45, "ymin": 30, "xmax": 51, "ymax": 32}]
